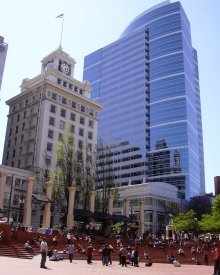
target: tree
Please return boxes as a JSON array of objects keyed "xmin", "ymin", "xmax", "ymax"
[
  {"xmin": 95, "ymin": 138, "xmax": 118, "ymax": 213},
  {"xmin": 199, "ymin": 194, "xmax": 220, "ymax": 232},
  {"xmin": 50, "ymin": 127, "xmax": 77, "ymax": 224},
  {"xmin": 172, "ymin": 210, "xmax": 199, "ymax": 232}
]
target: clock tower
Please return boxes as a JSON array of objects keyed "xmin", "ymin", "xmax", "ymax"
[{"xmin": 41, "ymin": 46, "xmax": 76, "ymax": 77}]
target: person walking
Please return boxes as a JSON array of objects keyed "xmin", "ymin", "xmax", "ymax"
[
  {"xmin": 86, "ymin": 243, "xmax": 94, "ymax": 264},
  {"xmin": 102, "ymin": 244, "xmax": 109, "ymax": 266},
  {"xmin": 40, "ymin": 237, "xmax": 48, "ymax": 269},
  {"xmin": 203, "ymin": 252, "xmax": 209, "ymax": 266},
  {"xmin": 120, "ymin": 245, "xmax": 127, "ymax": 267},
  {"xmin": 212, "ymin": 244, "xmax": 220, "ymax": 275},
  {"xmin": 67, "ymin": 244, "xmax": 74, "ymax": 263},
  {"xmin": 134, "ymin": 246, "xmax": 139, "ymax": 267}
]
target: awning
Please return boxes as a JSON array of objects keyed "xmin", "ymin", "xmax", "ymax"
[
  {"xmin": 32, "ymin": 193, "xmax": 51, "ymax": 206},
  {"xmin": 74, "ymin": 208, "xmax": 93, "ymax": 221},
  {"xmin": 92, "ymin": 212, "xmax": 112, "ymax": 222},
  {"xmin": 112, "ymin": 214, "xmax": 132, "ymax": 222}
]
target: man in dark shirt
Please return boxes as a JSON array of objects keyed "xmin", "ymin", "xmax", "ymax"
[{"xmin": 86, "ymin": 243, "xmax": 94, "ymax": 264}]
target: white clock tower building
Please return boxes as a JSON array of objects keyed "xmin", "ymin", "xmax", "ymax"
[{"xmin": 2, "ymin": 47, "xmax": 102, "ymax": 174}]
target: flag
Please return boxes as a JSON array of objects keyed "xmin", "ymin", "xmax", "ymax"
[{"xmin": 56, "ymin": 13, "xmax": 64, "ymax": 18}]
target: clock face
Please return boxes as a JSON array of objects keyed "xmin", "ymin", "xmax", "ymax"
[{"xmin": 60, "ymin": 62, "xmax": 70, "ymax": 75}]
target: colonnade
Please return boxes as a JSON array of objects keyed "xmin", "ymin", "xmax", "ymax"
[
  {"xmin": 0, "ymin": 172, "xmax": 115, "ymax": 230},
  {"xmin": 0, "ymin": 172, "xmax": 145, "ymax": 235}
]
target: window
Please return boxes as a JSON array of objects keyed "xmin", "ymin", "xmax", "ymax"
[
  {"xmin": 70, "ymin": 112, "xmax": 75, "ymax": 121},
  {"xmin": 23, "ymin": 111, "xmax": 26, "ymax": 119},
  {"xmin": 87, "ymin": 143, "xmax": 92, "ymax": 151},
  {"xmin": 57, "ymin": 78, "xmax": 61, "ymax": 84},
  {"xmin": 79, "ymin": 89, "xmax": 83, "ymax": 95},
  {"xmin": 14, "ymin": 137, "xmax": 17, "ymax": 146},
  {"xmin": 50, "ymin": 104, "xmax": 56, "ymax": 113},
  {"xmin": 9, "ymin": 128, "xmax": 12, "ymax": 136},
  {"xmin": 17, "ymin": 114, "xmax": 20, "ymax": 122},
  {"xmin": 59, "ymin": 120, "xmax": 66, "ymax": 130},
  {"xmin": 88, "ymin": 131, "xmax": 93, "ymax": 140},
  {"xmin": 48, "ymin": 129, "xmax": 54, "ymax": 139},
  {"xmin": 62, "ymin": 97, "xmax": 67, "ymax": 104},
  {"xmin": 25, "ymin": 99, "xmax": 28, "ymax": 106},
  {"xmin": 22, "ymin": 123, "xmax": 25, "ymax": 130},
  {"xmin": 70, "ymin": 124, "xmax": 74, "ymax": 133},
  {"xmin": 15, "ymin": 126, "xmax": 18, "ymax": 134},
  {"xmin": 72, "ymin": 101, "xmax": 76, "ymax": 108},
  {"xmin": 47, "ymin": 142, "xmax": 52, "ymax": 152},
  {"xmin": 45, "ymin": 157, "xmax": 51, "ymax": 166},
  {"xmin": 60, "ymin": 109, "xmax": 66, "ymax": 117},
  {"xmin": 12, "ymin": 150, "xmax": 16, "ymax": 157},
  {"xmin": 6, "ymin": 152, "xmax": 9, "ymax": 160},
  {"xmin": 52, "ymin": 93, "xmax": 57, "ymax": 100},
  {"xmin": 89, "ymin": 109, "xmax": 94, "ymax": 116},
  {"xmin": 49, "ymin": 117, "xmax": 55, "ymax": 126},
  {"xmin": 78, "ymin": 140, "xmax": 83, "ymax": 150},
  {"xmin": 63, "ymin": 82, "xmax": 67, "ymax": 87},
  {"xmin": 88, "ymin": 120, "xmax": 94, "ymax": 128},
  {"xmin": 81, "ymin": 105, "xmax": 85, "ymax": 112},
  {"xmin": 69, "ymin": 84, "xmax": 73, "ymax": 90},
  {"xmin": 145, "ymin": 211, "xmax": 153, "ymax": 222},
  {"xmin": 79, "ymin": 128, "xmax": 84, "ymax": 136},
  {"xmin": 80, "ymin": 117, "xmax": 85, "ymax": 125},
  {"xmin": 13, "ymin": 194, "xmax": 19, "ymax": 206},
  {"xmin": 74, "ymin": 86, "xmax": 78, "ymax": 92},
  {"xmin": 58, "ymin": 133, "xmax": 63, "ymax": 140}
]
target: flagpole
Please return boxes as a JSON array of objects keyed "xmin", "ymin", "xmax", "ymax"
[{"xmin": 60, "ymin": 14, "xmax": 64, "ymax": 47}]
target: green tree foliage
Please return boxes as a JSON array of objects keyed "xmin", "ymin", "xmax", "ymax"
[
  {"xmin": 49, "ymin": 127, "xmax": 77, "ymax": 221},
  {"xmin": 199, "ymin": 194, "xmax": 220, "ymax": 232},
  {"xmin": 172, "ymin": 210, "xmax": 198, "ymax": 231}
]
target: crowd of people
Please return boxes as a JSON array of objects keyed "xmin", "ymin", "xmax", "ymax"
[{"xmin": 15, "ymin": 222, "xmax": 220, "ymax": 273}]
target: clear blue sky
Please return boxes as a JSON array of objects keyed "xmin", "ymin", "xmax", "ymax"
[{"xmin": 0, "ymin": 0, "xmax": 219, "ymax": 194}]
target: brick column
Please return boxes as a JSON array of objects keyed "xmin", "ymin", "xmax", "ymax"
[
  {"xmin": 123, "ymin": 198, "xmax": 130, "ymax": 218},
  {"xmin": 0, "ymin": 172, "xmax": 7, "ymax": 210},
  {"xmin": 108, "ymin": 193, "xmax": 114, "ymax": 215},
  {"xmin": 23, "ymin": 177, "xmax": 35, "ymax": 228},
  {"xmin": 42, "ymin": 181, "xmax": 53, "ymax": 229},
  {"xmin": 89, "ymin": 191, "xmax": 96, "ymax": 213},
  {"xmin": 67, "ymin": 186, "xmax": 77, "ymax": 229},
  {"xmin": 139, "ymin": 200, "xmax": 145, "ymax": 237}
]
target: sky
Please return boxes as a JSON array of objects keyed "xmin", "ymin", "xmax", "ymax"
[{"xmin": 0, "ymin": 0, "xmax": 219, "ymax": 194}]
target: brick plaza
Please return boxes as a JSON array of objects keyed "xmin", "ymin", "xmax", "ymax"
[{"xmin": 0, "ymin": 255, "xmax": 213, "ymax": 275}]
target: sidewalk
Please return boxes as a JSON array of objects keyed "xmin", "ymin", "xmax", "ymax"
[{"xmin": 0, "ymin": 255, "xmax": 213, "ymax": 275}]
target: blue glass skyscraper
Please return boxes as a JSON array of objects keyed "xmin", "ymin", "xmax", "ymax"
[{"xmin": 83, "ymin": 1, "xmax": 205, "ymax": 200}]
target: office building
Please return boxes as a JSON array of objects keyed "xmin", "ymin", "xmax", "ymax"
[
  {"xmin": 83, "ymin": 1, "xmax": 205, "ymax": 200},
  {"xmin": 2, "ymin": 47, "xmax": 102, "ymax": 174},
  {"xmin": 0, "ymin": 36, "xmax": 8, "ymax": 92}
]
